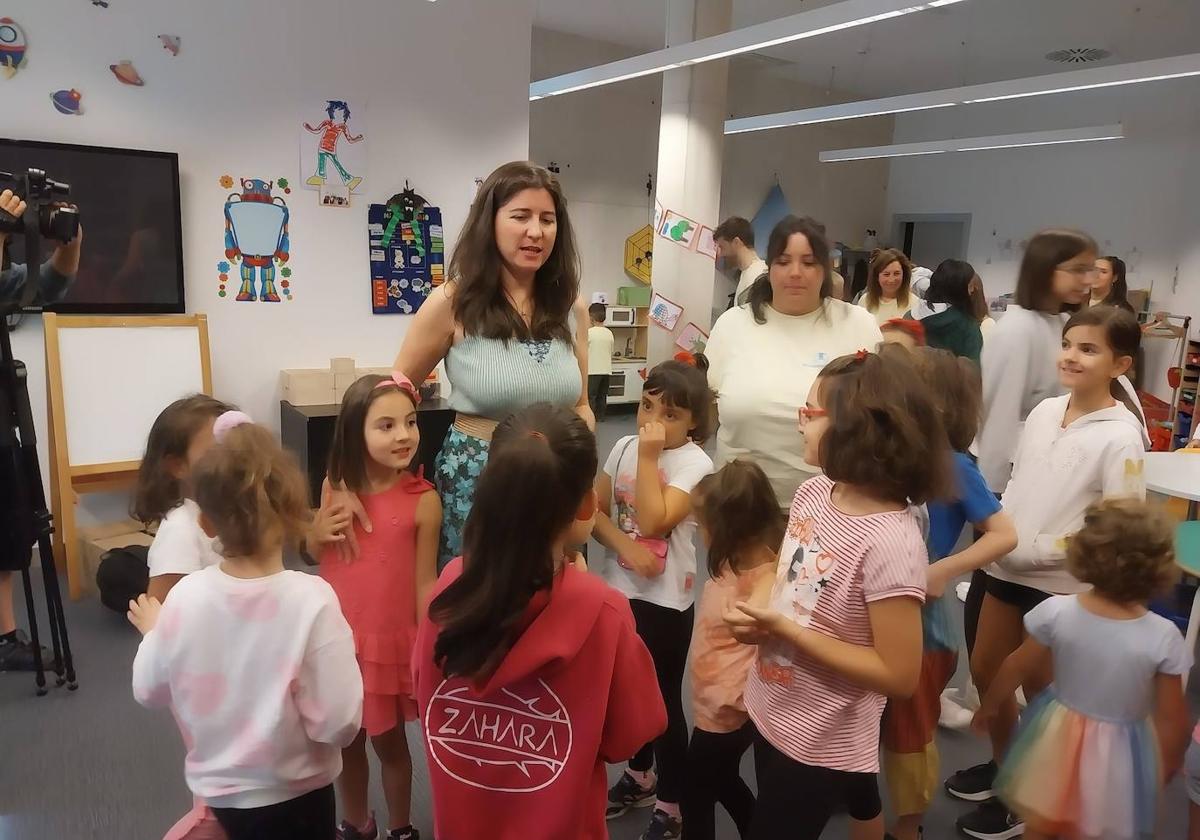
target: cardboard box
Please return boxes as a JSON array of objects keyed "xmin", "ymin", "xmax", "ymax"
[
  {"xmin": 329, "ymin": 357, "xmax": 356, "ymax": 374},
  {"xmin": 281, "ymin": 369, "xmax": 336, "ymax": 406},
  {"xmin": 78, "ymin": 520, "xmax": 155, "ymax": 595}
]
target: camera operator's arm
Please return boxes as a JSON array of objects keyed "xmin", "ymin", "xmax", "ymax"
[{"xmin": 0, "ymin": 189, "xmax": 80, "ymax": 306}]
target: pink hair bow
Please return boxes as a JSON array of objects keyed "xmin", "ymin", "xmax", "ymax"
[
  {"xmin": 212, "ymin": 410, "xmax": 253, "ymax": 441},
  {"xmin": 374, "ymin": 371, "xmax": 422, "ymax": 404}
]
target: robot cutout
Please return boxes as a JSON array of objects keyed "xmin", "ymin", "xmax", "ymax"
[{"xmin": 224, "ymin": 179, "xmax": 290, "ymax": 302}]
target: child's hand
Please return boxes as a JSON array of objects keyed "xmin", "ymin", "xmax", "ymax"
[
  {"xmin": 623, "ymin": 543, "xmax": 664, "ymax": 578},
  {"xmin": 723, "ymin": 601, "xmax": 788, "ymax": 645},
  {"xmin": 321, "ymin": 478, "xmax": 371, "ymax": 562},
  {"xmin": 311, "ymin": 498, "xmax": 352, "ymax": 551},
  {"xmin": 568, "ymin": 551, "xmax": 588, "ymax": 572},
  {"xmin": 127, "ymin": 593, "xmax": 162, "ymax": 636},
  {"xmin": 638, "ymin": 421, "xmax": 668, "ymax": 458},
  {"xmin": 926, "ymin": 563, "xmax": 952, "ymax": 599}
]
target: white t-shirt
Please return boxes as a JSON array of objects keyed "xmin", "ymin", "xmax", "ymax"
[
  {"xmin": 132, "ymin": 566, "xmax": 363, "ymax": 808},
  {"xmin": 601, "ymin": 436, "xmax": 713, "ymax": 611},
  {"xmin": 734, "ymin": 257, "xmax": 769, "ymax": 304},
  {"xmin": 861, "ymin": 295, "xmax": 913, "ymax": 326},
  {"xmin": 147, "ymin": 499, "xmax": 224, "ymax": 578},
  {"xmin": 706, "ymin": 300, "xmax": 883, "ymax": 508},
  {"xmin": 588, "ymin": 325, "xmax": 615, "ymax": 376}
]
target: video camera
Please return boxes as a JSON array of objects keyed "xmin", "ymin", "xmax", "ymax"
[{"xmin": 0, "ymin": 168, "xmax": 79, "ymax": 244}]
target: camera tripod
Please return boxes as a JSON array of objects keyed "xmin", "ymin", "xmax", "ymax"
[{"xmin": 0, "ymin": 184, "xmax": 77, "ymax": 695}]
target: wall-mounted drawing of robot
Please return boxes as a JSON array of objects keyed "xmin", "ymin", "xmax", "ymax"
[{"xmin": 224, "ymin": 179, "xmax": 290, "ymax": 302}]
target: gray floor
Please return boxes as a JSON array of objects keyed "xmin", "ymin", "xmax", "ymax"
[{"xmin": 1, "ymin": 408, "xmax": 1192, "ymax": 838}]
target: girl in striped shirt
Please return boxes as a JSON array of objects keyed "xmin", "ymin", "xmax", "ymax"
[{"xmin": 725, "ymin": 347, "xmax": 953, "ymax": 839}]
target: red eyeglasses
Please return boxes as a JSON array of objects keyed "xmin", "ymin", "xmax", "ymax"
[{"xmin": 798, "ymin": 407, "xmax": 828, "ymax": 426}]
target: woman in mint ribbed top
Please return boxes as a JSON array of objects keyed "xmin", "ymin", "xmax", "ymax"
[{"xmin": 393, "ymin": 162, "xmax": 591, "ymax": 568}]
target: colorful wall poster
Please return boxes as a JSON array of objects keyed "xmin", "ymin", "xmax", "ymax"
[
  {"xmin": 649, "ymin": 291, "xmax": 684, "ymax": 331},
  {"xmin": 675, "ymin": 322, "xmax": 708, "ymax": 354},
  {"xmin": 300, "ymin": 98, "xmax": 367, "ymax": 196},
  {"xmin": 218, "ymin": 177, "xmax": 293, "ymax": 302},
  {"xmin": 695, "ymin": 225, "xmax": 718, "ymax": 260},
  {"xmin": 369, "ymin": 191, "xmax": 445, "ymax": 314},
  {"xmin": 657, "ymin": 209, "xmax": 698, "ymax": 249}
]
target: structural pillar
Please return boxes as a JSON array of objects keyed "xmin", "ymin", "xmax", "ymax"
[{"xmin": 648, "ymin": 0, "xmax": 731, "ymax": 364}]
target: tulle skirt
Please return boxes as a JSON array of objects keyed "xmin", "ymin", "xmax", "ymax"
[{"xmin": 997, "ymin": 690, "xmax": 1161, "ymax": 840}]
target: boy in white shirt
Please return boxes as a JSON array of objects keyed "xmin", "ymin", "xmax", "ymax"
[{"xmin": 587, "ymin": 302, "xmax": 616, "ymax": 422}]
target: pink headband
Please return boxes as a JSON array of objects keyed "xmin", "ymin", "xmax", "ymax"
[
  {"xmin": 374, "ymin": 371, "xmax": 422, "ymax": 404},
  {"xmin": 212, "ymin": 410, "xmax": 253, "ymax": 441}
]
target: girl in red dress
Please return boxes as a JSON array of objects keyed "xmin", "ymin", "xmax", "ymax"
[{"xmin": 315, "ymin": 372, "xmax": 441, "ymax": 840}]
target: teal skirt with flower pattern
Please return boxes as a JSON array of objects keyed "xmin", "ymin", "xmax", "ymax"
[{"xmin": 434, "ymin": 427, "xmax": 490, "ymax": 571}]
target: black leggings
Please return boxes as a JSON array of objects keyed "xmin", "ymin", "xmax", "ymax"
[
  {"xmin": 964, "ymin": 567, "xmax": 988, "ymax": 656},
  {"xmin": 628, "ymin": 599, "xmax": 693, "ymax": 805},
  {"xmin": 681, "ymin": 722, "xmax": 755, "ymax": 840},
  {"xmin": 750, "ymin": 730, "xmax": 881, "ymax": 840},
  {"xmin": 212, "ymin": 784, "xmax": 335, "ymax": 840}
]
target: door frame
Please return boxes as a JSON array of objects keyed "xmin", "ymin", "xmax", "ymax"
[{"xmin": 890, "ymin": 213, "xmax": 972, "ymax": 263}]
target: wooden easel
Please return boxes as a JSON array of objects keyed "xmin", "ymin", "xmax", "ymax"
[{"xmin": 43, "ymin": 314, "xmax": 212, "ymax": 599}]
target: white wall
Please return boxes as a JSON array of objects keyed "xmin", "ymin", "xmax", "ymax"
[
  {"xmin": 885, "ymin": 82, "xmax": 1200, "ymax": 302},
  {"xmin": 530, "ymin": 28, "xmax": 661, "ymax": 305},
  {"xmin": 530, "ymin": 29, "xmax": 894, "ymax": 317},
  {"xmin": 4, "ymin": 0, "xmax": 534, "ymax": 523}
]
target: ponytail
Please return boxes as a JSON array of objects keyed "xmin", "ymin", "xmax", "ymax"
[{"xmin": 430, "ymin": 404, "xmax": 597, "ymax": 680}]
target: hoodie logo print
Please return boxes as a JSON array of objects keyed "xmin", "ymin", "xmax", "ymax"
[{"xmin": 425, "ymin": 678, "xmax": 573, "ymax": 793}]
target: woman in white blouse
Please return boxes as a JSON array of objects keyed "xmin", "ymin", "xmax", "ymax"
[
  {"xmin": 705, "ymin": 215, "xmax": 882, "ymax": 509},
  {"xmin": 859, "ymin": 248, "xmax": 915, "ymax": 326}
]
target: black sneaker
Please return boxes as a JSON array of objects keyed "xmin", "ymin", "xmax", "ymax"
[
  {"xmin": 945, "ymin": 760, "xmax": 997, "ymax": 802},
  {"xmin": 641, "ymin": 809, "xmax": 682, "ymax": 840},
  {"xmin": 0, "ymin": 630, "xmax": 56, "ymax": 673},
  {"xmin": 606, "ymin": 772, "xmax": 657, "ymax": 819},
  {"xmin": 385, "ymin": 828, "xmax": 419, "ymax": 840},
  {"xmin": 957, "ymin": 801, "xmax": 1024, "ymax": 840},
  {"xmin": 336, "ymin": 814, "xmax": 378, "ymax": 840}
]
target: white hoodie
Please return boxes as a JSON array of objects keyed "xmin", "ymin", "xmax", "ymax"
[{"xmin": 989, "ymin": 394, "xmax": 1146, "ymax": 594}]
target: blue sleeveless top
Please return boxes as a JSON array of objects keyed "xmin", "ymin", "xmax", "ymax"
[{"xmin": 445, "ymin": 332, "xmax": 582, "ymax": 420}]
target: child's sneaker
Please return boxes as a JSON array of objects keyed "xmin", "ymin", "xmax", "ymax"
[
  {"xmin": 640, "ymin": 808, "xmax": 682, "ymax": 840},
  {"xmin": 606, "ymin": 771, "xmax": 657, "ymax": 819},
  {"xmin": 944, "ymin": 760, "xmax": 997, "ymax": 802},
  {"xmin": 385, "ymin": 827, "xmax": 419, "ymax": 840},
  {"xmin": 336, "ymin": 814, "xmax": 379, "ymax": 840}
]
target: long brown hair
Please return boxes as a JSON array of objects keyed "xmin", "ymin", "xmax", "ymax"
[
  {"xmin": 914, "ymin": 347, "xmax": 982, "ymax": 453},
  {"xmin": 328, "ymin": 374, "xmax": 419, "ymax": 494},
  {"xmin": 131, "ymin": 394, "xmax": 231, "ymax": 525},
  {"xmin": 747, "ymin": 215, "xmax": 834, "ymax": 324},
  {"xmin": 1014, "ymin": 229, "xmax": 1096, "ymax": 313},
  {"xmin": 450, "ymin": 161, "xmax": 580, "ymax": 343},
  {"xmin": 430, "ymin": 404, "xmax": 597, "ymax": 681},
  {"xmin": 694, "ymin": 460, "xmax": 785, "ymax": 579},
  {"xmin": 864, "ymin": 248, "xmax": 912, "ymax": 312},
  {"xmin": 1062, "ymin": 305, "xmax": 1145, "ymax": 427},
  {"xmin": 191, "ymin": 423, "xmax": 311, "ymax": 557},
  {"xmin": 817, "ymin": 346, "xmax": 954, "ymax": 505}
]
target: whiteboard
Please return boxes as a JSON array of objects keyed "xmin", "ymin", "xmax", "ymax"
[{"xmin": 57, "ymin": 326, "xmax": 206, "ymax": 466}]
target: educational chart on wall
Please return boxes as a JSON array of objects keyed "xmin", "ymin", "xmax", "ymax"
[
  {"xmin": 217, "ymin": 176, "xmax": 293, "ymax": 302},
  {"xmin": 368, "ymin": 187, "xmax": 444, "ymax": 314},
  {"xmin": 300, "ymin": 98, "xmax": 367, "ymax": 205}
]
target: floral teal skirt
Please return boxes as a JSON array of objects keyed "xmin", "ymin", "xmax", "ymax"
[{"xmin": 434, "ymin": 427, "xmax": 490, "ymax": 571}]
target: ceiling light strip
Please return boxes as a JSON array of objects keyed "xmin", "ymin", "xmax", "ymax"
[
  {"xmin": 818, "ymin": 124, "xmax": 1124, "ymax": 162},
  {"xmin": 728, "ymin": 53, "xmax": 1200, "ymax": 134},
  {"xmin": 529, "ymin": 0, "xmax": 968, "ymax": 101}
]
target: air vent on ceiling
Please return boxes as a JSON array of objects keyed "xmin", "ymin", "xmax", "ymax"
[{"xmin": 1045, "ymin": 47, "xmax": 1111, "ymax": 64}]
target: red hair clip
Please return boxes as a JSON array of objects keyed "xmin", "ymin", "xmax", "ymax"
[
  {"xmin": 374, "ymin": 371, "xmax": 422, "ymax": 404},
  {"xmin": 674, "ymin": 350, "xmax": 697, "ymax": 367},
  {"xmin": 854, "ymin": 348, "xmax": 870, "ymax": 361}
]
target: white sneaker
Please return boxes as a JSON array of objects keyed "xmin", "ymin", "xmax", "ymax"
[{"xmin": 939, "ymin": 690, "xmax": 975, "ymax": 730}]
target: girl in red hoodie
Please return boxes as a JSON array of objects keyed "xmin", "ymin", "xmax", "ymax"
[{"xmin": 413, "ymin": 404, "xmax": 667, "ymax": 840}]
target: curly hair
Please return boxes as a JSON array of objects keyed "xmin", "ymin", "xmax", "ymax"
[
  {"xmin": 817, "ymin": 344, "xmax": 954, "ymax": 505},
  {"xmin": 191, "ymin": 423, "xmax": 311, "ymax": 557},
  {"xmin": 1066, "ymin": 499, "xmax": 1178, "ymax": 603}
]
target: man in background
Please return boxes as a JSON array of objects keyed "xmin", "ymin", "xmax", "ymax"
[
  {"xmin": 713, "ymin": 216, "xmax": 767, "ymax": 310},
  {"xmin": 0, "ymin": 187, "xmax": 82, "ymax": 672}
]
